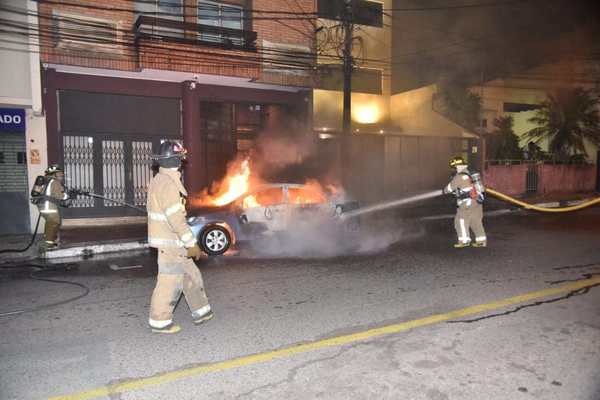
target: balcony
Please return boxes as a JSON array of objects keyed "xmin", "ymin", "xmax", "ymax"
[{"xmin": 133, "ymin": 16, "xmax": 257, "ymax": 51}]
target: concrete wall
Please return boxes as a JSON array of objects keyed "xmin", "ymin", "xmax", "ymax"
[{"xmin": 483, "ymin": 164, "xmax": 597, "ymax": 196}]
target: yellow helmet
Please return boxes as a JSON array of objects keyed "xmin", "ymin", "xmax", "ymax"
[{"xmin": 449, "ymin": 156, "xmax": 467, "ymax": 168}]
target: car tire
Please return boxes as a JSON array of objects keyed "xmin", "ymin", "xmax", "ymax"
[{"xmin": 200, "ymin": 225, "xmax": 231, "ymax": 256}]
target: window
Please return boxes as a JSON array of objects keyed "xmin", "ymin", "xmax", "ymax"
[
  {"xmin": 201, "ymin": 102, "xmax": 233, "ymax": 141},
  {"xmin": 503, "ymin": 103, "xmax": 541, "ymax": 113},
  {"xmin": 243, "ymin": 188, "xmax": 284, "ymax": 208},
  {"xmin": 17, "ymin": 152, "xmax": 26, "ymax": 164},
  {"xmin": 53, "ymin": 12, "xmax": 119, "ymax": 51},
  {"xmin": 198, "ymin": 1, "xmax": 243, "ymax": 44},
  {"xmin": 0, "ymin": 152, "xmax": 4, "ymax": 163},
  {"xmin": 135, "ymin": 0, "xmax": 184, "ymax": 38},
  {"xmin": 135, "ymin": 0, "xmax": 183, "ymax": 20},
  {"xmin": 317, "ymin": 0, "xmax": 383, "ymax": 27}
]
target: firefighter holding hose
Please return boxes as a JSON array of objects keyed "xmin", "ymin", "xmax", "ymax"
[
  {"xmin": 443, "ymin": 156, "xmax": 487, "ymax": 248},
  {"xmin": 147, "ymin": 141, "xmax": 213, "ymax": 334},
  {"xmin": 30, "ymin": 164, "xmax": 71, "ymax": 249}
]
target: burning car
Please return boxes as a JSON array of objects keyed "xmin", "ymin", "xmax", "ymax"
[{"xmin": 187, "ymin": 183, "xmax": 359, "ymax": 256}]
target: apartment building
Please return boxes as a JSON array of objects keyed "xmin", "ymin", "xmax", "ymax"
[{"xmin": 36, "ymin": 0, "xmax": 315, "ymax": 221}]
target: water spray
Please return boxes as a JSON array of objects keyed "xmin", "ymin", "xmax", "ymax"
[{"xmin": 340, "ymin": 190, "xmax": 443, "ymax": 219}]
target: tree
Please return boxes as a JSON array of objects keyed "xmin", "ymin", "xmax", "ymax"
[
  {"xmin": 526, "ymin": 88, "xmax": 600, "ymax": 161},
  {"xmin": 491, "ymin": 116, "xmax": 522, "ymax": 160}
]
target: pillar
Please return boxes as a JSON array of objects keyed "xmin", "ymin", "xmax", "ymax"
[{"xmin": 182, "ymin": 80, "xmax": 206, "ymax": 196}]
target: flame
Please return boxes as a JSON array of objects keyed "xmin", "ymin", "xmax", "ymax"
[
  {"xmin": 192, "ymin": 156, "xmax": 344, "ymax": 209},
  {"xmin": 193, "ymin": 158, "xmax": 252, "ymax": 207},
  {"xmin": 243, "ymin": 194, "xmax": 259, "ymax": 208}
]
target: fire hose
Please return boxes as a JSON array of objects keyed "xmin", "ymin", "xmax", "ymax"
[
  {"xmin": 341, "ymin": 188, "xmax": 600, "ymax": 220},
  {"xmin": 71, "ymin": 190, "xmax": 147, "ymax": 213},
  {"xmin": 486, "ymin": 188, "xmax": 600, "ymax": 213}
]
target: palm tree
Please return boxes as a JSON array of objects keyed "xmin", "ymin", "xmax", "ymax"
[
  {"xmin": 492, "ymin": 116, "xmax": 522, "ymax": 160},
  {"xmin": 526, "ymin": 88, "xmax": 600, "ymax": 161}
]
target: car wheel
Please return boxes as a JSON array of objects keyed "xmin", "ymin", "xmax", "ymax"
[{"xmin": 200, "ymin": 225, "xmax": 231, "ymax": 256}]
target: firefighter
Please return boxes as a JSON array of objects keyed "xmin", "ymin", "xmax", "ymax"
[
  {"xmin": 147, "ymin": 141, "xmax": 212, "ymax": 334},
  {"xmin": 31, "ymin": 164, "xmax": 70, "ymax": 249},
  {"xmin": 442, "ymin": 156, "xmax": 487, "ymax": 248}
]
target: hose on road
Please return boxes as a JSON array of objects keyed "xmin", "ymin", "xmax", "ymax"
[
  {"xmin": 0, "ymin": 263, "xmax": 89, "ymax": 318},
  {"xmin": 487, "ymin": 188, "xmax": 600, "ymax": 213}
]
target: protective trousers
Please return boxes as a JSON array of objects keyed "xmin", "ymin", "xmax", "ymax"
[
  {"xmin": 42, "ymin": 211, "xmax": 61, "ymax": 244},
  {"xmin": 454, "ymin": 204, "xmax": 486, "ymax": 244},
  {"xmin": 149, "ymin": 249, "xmax": 209, "ymax": 329}
]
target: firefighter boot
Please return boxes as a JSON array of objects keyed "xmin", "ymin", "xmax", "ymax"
[
  {"xmin": 151, "ymin": 323, "xmax": 182, "ymax": 334},
  {"xmin": 472, "ymin": 240, "xmax": 487, "ymax": 248},
  {"xmin": 453, "ymin": 241, "xmax": 471, "ymax": 248},
  {"xmin": 192, "ymin": 305, "xmax": 213, "ymax": 325}
]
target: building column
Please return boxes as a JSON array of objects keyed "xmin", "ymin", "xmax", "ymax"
[{"xmin": 181, "ymin": 80, "xmax": 206, "ymax": 196}]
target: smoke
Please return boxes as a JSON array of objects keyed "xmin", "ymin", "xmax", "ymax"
[{"xmin": 244, "ymin": 210, "xmax": 424, "ymax": 258}]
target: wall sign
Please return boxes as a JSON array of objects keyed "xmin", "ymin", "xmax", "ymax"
[
  {"xmin": 30, "ymin": 149, "xmax": 41, "ymax": 164},
  {"xmin": 0, "ymin": 108, "xmax": 26, "ymax": 132}
]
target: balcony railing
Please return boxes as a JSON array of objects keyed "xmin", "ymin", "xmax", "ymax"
[{"xmin": 134, "ymin": 16, "xmax": 257, "ymax": 50}]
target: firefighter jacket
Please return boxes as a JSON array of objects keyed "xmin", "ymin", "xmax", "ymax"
[
  {"xmin": 445, "ymin": 170, "xmax": 477, "ymax": 209},
  {"xmin": 38, "ymin": 177, "xmax": 68, "ymax": 214},
  {"xmin": 147, "ymin": 167, "xmax": 197, "ymax": 250}
]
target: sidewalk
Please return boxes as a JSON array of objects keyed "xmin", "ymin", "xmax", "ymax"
[{"xmin": 0, "ymin": 223, "xmax": 147, "ymax": 264}]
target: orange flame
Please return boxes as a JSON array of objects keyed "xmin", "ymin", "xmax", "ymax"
[
  {"xmin": 194, "ymin": 158, "xmax": 253, "ymax": 207},
  {"xmin": 192, "ymin": 156, "xmax": 343, "ymax": 209}
]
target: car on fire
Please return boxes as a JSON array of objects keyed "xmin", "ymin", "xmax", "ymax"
[{"xmin": 187, "ymin": 183, "xmax": 359, "ymax": 256}]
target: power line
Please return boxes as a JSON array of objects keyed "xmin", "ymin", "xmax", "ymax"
[{"xmin": 383, "ymin": 0, "xmax": 532, "ymax": 12}]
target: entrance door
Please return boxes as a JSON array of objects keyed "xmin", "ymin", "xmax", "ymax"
[
  {"xmin": 0, "ymin": 132, "xmax": 30, "ymax": 234},
  {"xmin": 58, "ymin": 90, "xmax": 181, "ymax": 219},
  {"xmin": 63, "ymin": 135, "xmax": 177, "ymax": 218}
]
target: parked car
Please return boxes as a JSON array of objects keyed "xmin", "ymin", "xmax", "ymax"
[{"xmin": 187, "ymin": 183, "xmax": 359, "ymax": 256}]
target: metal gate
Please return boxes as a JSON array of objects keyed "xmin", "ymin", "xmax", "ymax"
[
  {"xmin": 62, "ymin": 135, "xmax": 176, "ymax": 217},
  {"xmin": 0, "ymin": 132, "xmax": 30, "ymax": 234},
  {"xmin": 526, "ymin": 163, "xmax": 540, "ymax": 193}
]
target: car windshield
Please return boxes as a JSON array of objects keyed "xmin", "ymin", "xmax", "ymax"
[
  {"xmin": 287, "ymin": 188, "xmax": 326, "ymax": 205},
  {"xmin": 242, "ymin": 187, "xmax": 284, "ymax": 209}
]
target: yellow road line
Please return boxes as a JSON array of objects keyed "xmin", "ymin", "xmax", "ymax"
[{"xmin": 48, "ymin": 275, "xmax": 600, "ymax": 400}]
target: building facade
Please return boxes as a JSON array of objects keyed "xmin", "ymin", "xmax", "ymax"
[
  {"xmin": 0, "ymin": 0, "xmax": 46, "ymax": 235},
  {"xmin": 35, "ymin": 0, "xmax": 315, "ymax": 222}
]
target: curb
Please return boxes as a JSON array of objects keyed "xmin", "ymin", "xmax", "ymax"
[{"xmin": 44, "ymin": 240, "xmax": 149, "ymax": 260}]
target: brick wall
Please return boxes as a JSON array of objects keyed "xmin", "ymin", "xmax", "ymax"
[
  {"xmin": 39, "ymin": 0, "xmax": 316, "ymax": 87},
  {"xmin": 0, "ymin": 135, "xmax": 28, "ymax": 193}
]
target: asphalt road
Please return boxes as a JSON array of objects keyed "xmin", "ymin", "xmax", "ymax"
[{"xmin": 1, "ymin": 208, "xmax": 599, "ymax": 400}]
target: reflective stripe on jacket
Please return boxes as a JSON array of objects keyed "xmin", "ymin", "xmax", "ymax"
[
  {"xmin": 147, "ymin": 167, "xmax": 197, "ymax": 249},
  {"xmin": 39, "ymin": 177, "xmax": 67, "ymax": 213}
]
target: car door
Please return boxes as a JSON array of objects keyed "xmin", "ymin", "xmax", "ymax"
[{"xmin": 240, "ymin": 187, "xmax": 287, "ymax": 233}]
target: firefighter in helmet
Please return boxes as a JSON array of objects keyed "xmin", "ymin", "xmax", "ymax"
[
  {"xmin": 442, "ymin": 156, "xmax": 487, "ymax": 248},
  {"xmin": 146, "ymin": 141, "xmax": 212, "ymax": 334},
  {"xmin": 31, "ymin": 164, "xmax": 70, "ymax": 249}
]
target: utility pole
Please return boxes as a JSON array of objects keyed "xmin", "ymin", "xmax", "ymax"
[
  {"xmin": 342, "ymin": 0, "xmax": 353, "ymax": 136},
  {"xmin": 340, "ymin": 0, "xmax": 354, "ymax": 188}
]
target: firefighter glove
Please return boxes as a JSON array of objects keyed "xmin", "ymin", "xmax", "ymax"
[{"xmin": 186, "ymin": 244, "xmax": 202, "ymax": 261}]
